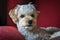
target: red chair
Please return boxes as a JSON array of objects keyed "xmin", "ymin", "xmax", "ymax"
[{"xmin": 0, "ymin": 0, "xmax": 60, "ymax": 40}]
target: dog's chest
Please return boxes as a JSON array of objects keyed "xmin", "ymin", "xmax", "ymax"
[
  {"xmin": 17, "ymin": 25, "xmax": 50, "ymax": 40},
  {"xmin": 17, "ymin": 26, "xmax": 40, "ymax": 40}
]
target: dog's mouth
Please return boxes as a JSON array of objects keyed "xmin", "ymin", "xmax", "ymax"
[
  {"xmin": 26, "ymin": 25, "xmax": 32, "ymax": 27},
  {"xmin": 24, "ymin": 25, "xmax": 33, "ymax": 29},
  {"xmin": 24, "ymin": 26, "xmax": 33, "ymax": 30}
]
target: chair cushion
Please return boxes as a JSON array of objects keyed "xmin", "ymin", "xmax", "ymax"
[{"xmin": 0, "ymin": 26, "xmax": 24, "ymax": 40}]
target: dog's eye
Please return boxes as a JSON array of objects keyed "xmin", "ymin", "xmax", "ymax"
[
  {"xmin": 20, "ymin": 15, "xmax": 25, "ymax": 18},
  {"xmin": 31, "ymin": 14, "xmax": 34, "ymax": 17}
]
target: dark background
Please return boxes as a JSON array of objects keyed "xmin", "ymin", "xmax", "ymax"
[{"xmin": 0, "ymin": 0, "xmax": 7, "ymax": 26}]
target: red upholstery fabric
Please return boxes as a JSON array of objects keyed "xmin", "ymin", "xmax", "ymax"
[
  {"xmin": 35, "ymin": 0, "xmax": 60, "ymax": 27},
  {"xmin": 0, "ymin": 26, "xmax": 24, "ymax": 40}
]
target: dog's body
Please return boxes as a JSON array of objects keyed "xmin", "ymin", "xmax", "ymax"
[
  {"xmin": 9, "ymin": 3, "xmax": 60, "ymax": 40},
  {"xmin": 17, "ymin": 23, "xmax": 50, "ymax": 40}
]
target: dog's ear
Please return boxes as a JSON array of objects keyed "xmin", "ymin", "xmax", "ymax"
[{"xmin": 9, "ymin": 5, "xmax": 20, "ymax": 24}]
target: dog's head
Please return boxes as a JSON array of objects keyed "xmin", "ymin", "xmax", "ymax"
[{"xmin": 9, "ymin": 3, "xmax": 40, "ymax": 30}]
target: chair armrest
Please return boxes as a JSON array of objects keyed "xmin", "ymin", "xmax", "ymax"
[{"xmin": 0, "ymin": 26, "xmax": 24, "ymax": 40}]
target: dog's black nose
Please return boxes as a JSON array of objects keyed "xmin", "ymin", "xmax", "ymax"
[{"xmin": 28, "ymin": 20, "xmax": 32, "ymax": 24}]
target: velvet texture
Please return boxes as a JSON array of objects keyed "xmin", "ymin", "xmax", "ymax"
[
  {"xmin": 0, "ymin": 26, "xmax": 24, "ymax": 40},
  {"xmin": 36, "ymin": 0, "xmax": 60, "ymax": 27}
]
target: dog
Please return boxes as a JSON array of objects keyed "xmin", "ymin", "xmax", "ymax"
[{"xmin": 9, "ymin": 3, "xmax": 60, "ymax": 40}]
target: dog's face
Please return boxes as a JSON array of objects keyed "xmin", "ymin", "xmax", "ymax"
[
  {"xmin": 18, "ymin": 12, "xmax": 37, "ymax": 30},
  {"xmin": 9, "ymin": 3, "xmax": 39, "ymax": 30}
]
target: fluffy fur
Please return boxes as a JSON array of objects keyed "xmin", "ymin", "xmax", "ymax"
[{"xmin": 9, "ymin": 3, "xmax": 60, "ymax": 40}]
